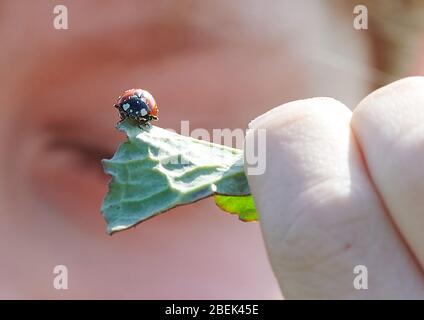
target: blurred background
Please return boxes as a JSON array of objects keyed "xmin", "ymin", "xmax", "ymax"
[{"xmin": 0, "ymin": 0, "xmax": 423, "ymax": 299}]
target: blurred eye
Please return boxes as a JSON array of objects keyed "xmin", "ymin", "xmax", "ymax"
[
  {"xmin": 26, "ymin": 127, "xmax": 120, "ymax": 222},
  {"xmin": 45, "ymin": 138, "xmax": 113, "ymax": 178}
]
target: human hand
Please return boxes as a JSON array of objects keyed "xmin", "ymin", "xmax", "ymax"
[{"xmin": 246, "ymin": 77, "xmax": 424, "ymax": 299}]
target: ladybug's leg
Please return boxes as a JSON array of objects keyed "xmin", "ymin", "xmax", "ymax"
[
  {"xmin": 136, "ymin": 116, "xmax": 150, "ymax": 129},
  {"xmin": 116, "ymin": 113, "xmax": 127, "ymax": 126},
  {"xmin": 114, "ymin": 104, "xmax": 124, "ymax": 119},
  {"xmin": 117, "ymin": 108, "xmax": 127, "ymax": 121}
]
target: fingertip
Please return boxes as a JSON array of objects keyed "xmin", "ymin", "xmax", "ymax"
[
  {"xmin": 353, "ymin": 76, "xmax": 424, "ymax": 126},
  {"xmin": 248, "ymin": 97, "xmax": 350, "ymax": 131},
  {"xmin": 351, "ymin": 76, "xmax": 424, "ymax": 269}
]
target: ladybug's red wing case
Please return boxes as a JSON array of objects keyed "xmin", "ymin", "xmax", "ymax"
[{"xmin": 141, "ymin": 90, "xmax": 159, "ymax": 118}]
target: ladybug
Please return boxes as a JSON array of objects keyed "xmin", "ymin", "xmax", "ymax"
[{"xmin": 114, "ymin": 88, "xmax": 158, "ymax": 127}]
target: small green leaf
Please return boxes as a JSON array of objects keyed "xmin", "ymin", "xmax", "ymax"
[
  {"xmin": 101, "ymin": 119, "xmax": 255, "ymax": 234},
  {"xmin": 214, "ymin": 195, "xmax": 258, "ymax": 222}
]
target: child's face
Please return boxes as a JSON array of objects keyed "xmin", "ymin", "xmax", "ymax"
[{"xmin": 0, "ymin": 0, "xmax": 368, "ymax": 298}]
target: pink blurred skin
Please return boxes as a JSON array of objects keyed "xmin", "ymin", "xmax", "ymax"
[{"xmin": 0, "ymin": 1, "xmax": 413, "ymax": 298}]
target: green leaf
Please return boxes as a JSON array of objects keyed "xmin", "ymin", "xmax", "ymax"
[
  {"xmin": 214, "ymin": 195, "xmax": 258, "ymax": 222},
  {"xmin": 101, "ymin": 119, "xmax": 254, "ymax": 234}
]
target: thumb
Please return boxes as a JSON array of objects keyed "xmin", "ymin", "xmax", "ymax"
[{"xmin": 245, "ymin": 98, "xmax": 423, "ymax": 299}]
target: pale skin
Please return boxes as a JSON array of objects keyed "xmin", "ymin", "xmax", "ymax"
[
  {"xmin": 1, "ymin": 0, "xmax": 423, "ymax": 298},
  {"xmin": 247, "ymin": 77, "xmax": 424, "ymax": 299}
]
